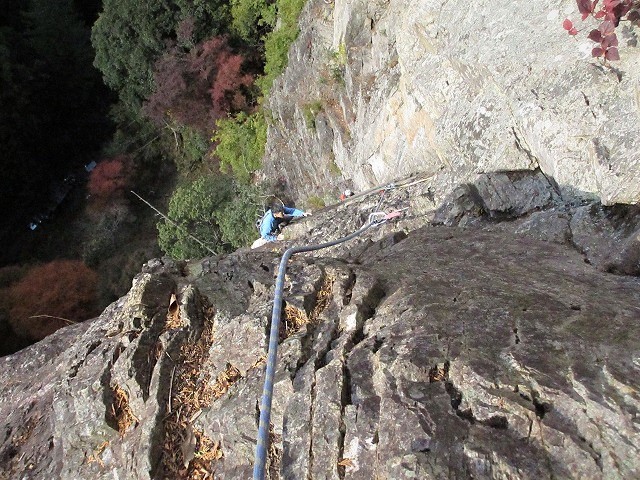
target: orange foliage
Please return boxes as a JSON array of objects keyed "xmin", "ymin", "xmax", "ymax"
[
  {"xmin": 88, "ymin": 155, "xmax": 132, "ymax": 204},
  {"xmin": 8, "ymin": 260, "xmax": 99, "ymax": 340}
]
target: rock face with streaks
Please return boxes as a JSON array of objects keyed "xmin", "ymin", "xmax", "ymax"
[
  {"xmin": 1, "ymin": 171, "xmax": 639, "ymax": 479},
  {"xmin": 262, "ymin": 0, "xmax": 640, "ymax": 207},
  {"xmin": 3, "ymin": 0, "xmax": 640, "ymax": 476}
]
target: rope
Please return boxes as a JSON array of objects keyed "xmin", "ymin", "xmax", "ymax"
[{"xmin": 252, "ymin": 211, "xmax": 389, "ymax": 480}]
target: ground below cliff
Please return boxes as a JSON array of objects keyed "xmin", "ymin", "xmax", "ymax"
[{"xmin": 1, "ymin": 170, "xmax": 639, "ymax": 479}]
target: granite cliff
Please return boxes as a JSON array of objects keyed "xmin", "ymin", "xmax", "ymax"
[
  {"xmin": 1, "ymin": 172, "xmax": 639, "ymax": 479},
  {"xmin": 2, "ymin": 0, "xmax": 640, "ymax": 478},
  {"xmin": 262, "ymin": 0, "xmax": 640, "ymax": 207}
]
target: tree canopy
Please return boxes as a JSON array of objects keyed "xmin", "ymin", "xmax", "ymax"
[
  {"xmin": 91, "ymin": 0, "xmax": 232, "ymax": 114},
  {"xmin": 157, "ymin": 174, "xmax": 261, "ymax": 259}
]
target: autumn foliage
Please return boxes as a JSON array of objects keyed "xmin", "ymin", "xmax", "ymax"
[
  {"xmin": 88, "ymin": 155, "xmax": 133, "ymax": 205},
  {"xmin": 563, "ymin": 0, "xmax": 640, "ymax": 60},
  {"xmin": 8, "ymin": 260, "xmax": 99, "ymax": 340},
  {"xmin": 143, "ymin": 36, "xmax": 254, "ymax": 133}
]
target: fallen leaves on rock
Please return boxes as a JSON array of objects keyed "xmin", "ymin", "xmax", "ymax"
[
  {"xmin": 160, "ymin": 300, "xmax": 226, "ymax": 480},
  {"xmin": 110, "ymin": 385, "xmax": 136, "ymax": 435},
  {"xmin": 338, "ymin": 457, "xmax": 355, "ymax": 467},
  {"xmin": 166, "ymin": 293, "xmax": 183, "ymax": 330}
]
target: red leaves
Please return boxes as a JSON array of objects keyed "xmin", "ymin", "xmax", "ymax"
[
  {"xmin": 8, "ymin": 260, "xmax": 99, "ymax": 340},
  {"xmin": 563, "ymin": 19, "xmax": 578, "ymax": 35},
  {"xmin": 604, "ymin": 47, "xmax": 620, "ymax": 60},
  {"xmin": 564, "ymin": 0, "xmax": 639, "ymax": 61},
  {"xmin": 587, "ymin": 29, "xmax": 604, "ymax": 42},
  {"xmin": 88, "ymin": 155, "xmax": 132, "ymax": 204},
  {"xmin": 577, "ymin": 0, "xmax": 598, "ymax": 19},
  {"xmin": 143, "ymin": 36, "xmax": 254, "ymax": 133},
  {"xmin": 598, "ymin": 19, "xmax": 616, "ymax": 35}
]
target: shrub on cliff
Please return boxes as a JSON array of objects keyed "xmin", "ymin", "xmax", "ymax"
[
  {"xmin": 563, "ymin": 0, "xmax": 640, "ymax": 60},
  {"xmin": 213, "ymin": 111, "xmax": 266, "ymax": 184},
  {"xmin": 8, "ymin": 260, "xmax": 99, "ymax": 341},
  {"xmin": 258, "ymin": 0, "xmax": 307, "ymax": 95},
  {"xmin": 157, "ymin": 175, "xmax": 234, "ymax": 259},
  {"xmin": 157, "ymin": 175, "xmax": 262, "ymax": 259}
]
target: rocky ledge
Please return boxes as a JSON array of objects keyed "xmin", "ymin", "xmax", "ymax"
[{"xmin": 1, "ymin": 172, "xmax": 639, "ymax": 480}]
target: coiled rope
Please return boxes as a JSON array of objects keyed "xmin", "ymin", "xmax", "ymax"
[{"xmin": 252, "ymin": 203, "xmax": 394, "ymax": 479}]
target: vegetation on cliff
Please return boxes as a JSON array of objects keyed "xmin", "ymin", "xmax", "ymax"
[{"xmin": 0, "ymin": 0, "xmax": 307, "ymax": 352}]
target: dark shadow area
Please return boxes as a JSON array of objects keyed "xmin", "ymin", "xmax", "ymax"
[{"xmin": 431, "ymin": 169, "xmax": 640, "ymax": 277}]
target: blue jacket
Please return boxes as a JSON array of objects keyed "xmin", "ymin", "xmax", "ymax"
[{"xmin": 260, "ymin": 206, "xmax": 304, "ymax": 241}]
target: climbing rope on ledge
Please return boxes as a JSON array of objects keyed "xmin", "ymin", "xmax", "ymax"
[{"xmin": 252, "ymin": 209, "xmax": 401, "ymax": 480}]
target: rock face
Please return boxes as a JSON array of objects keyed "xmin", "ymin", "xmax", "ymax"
[
  {"xmin": 2, "ymin": 0, "xmax": 640, "ymax": 477},
  {"xmin": 262, "ymin": 0, "xmax": 640, "ymax": 206},
  {"xmin": 1, "ymin": 176, "xmax": 639, "ymax": 479}
]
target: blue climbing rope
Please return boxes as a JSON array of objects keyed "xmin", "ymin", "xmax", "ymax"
[{"xmin": 252, "ymin": 211, "xmax": 389, "ymax": 480}]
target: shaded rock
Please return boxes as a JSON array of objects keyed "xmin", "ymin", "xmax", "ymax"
[
  {"xmin": 569, "ymin": 204, "xmax": 640, "ymax": 275},
  {"xmin": 1, "ymin": 207, "xmax": 639, "ymax": 479}
]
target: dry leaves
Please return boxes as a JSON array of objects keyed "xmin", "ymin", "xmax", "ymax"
[
  {"xmin": 428, "ymin": 362, "xmax": 450, "ymax": 383},
  {"xmin": 160, "ymin": 297, "xmax": 224, "ymax": 480},
  {"xmin": 310, "ymin": 274, "xmax": 335, "ymax": 322},
  {"xmin": 212, "ymin": 364, "xmax": 242, "ymax": 400},
  {"xmin": 166, "ymin": 293, "xmax": 183, "ymax": 330},
  {"xmin": 338, "ymin": 458, "xmax": 355, "ymax": 467},
  {"xmin": 110, "ymin": 385, "xmax": 136, "ymax": 435},
  {"xmin": 86, "ymin": 441, "xmax": 109, "ymax": 468},
  {"xmin": 282, "ymin": 303, "xmax": 309, "ymax": 339}
]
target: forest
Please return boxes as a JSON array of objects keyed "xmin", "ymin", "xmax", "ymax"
[{"xmin": 0, "ymin": 0, "xmax": 306, "ymax": 355}]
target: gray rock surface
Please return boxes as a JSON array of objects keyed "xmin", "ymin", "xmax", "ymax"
[
  {"xmin": 262, "ymin": 0, "xmax": 640, "ymax": 207},
  {"xmin": 1, "ymin": 182, "xmax": 639, "ymax": 479},
  {"xmin": 3, "ymin": 0, "xmax": 640, "ymax": 477}
]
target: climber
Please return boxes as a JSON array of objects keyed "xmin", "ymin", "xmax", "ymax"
[
  {"xmin": 339, "ymin": 189, "xmax": 354, "ymax": 201},
  {"xmin": 251, "ymin": 202, "xmax": 308, "ymax": 249}
]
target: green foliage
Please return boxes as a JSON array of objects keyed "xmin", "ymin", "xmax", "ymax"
[
  {"xmin": 230, "ymin": 0, "xmax": 276, "ymax": 42},
  {"xmin": 174, "ymin": 0, "xmax": 231, "ymax": 44},
  {"xmin": 332, "ymin": 42, "xmax": 347, "ymax": 66},
  {"xmin": 92, "ymin": 0, "xmax": 177, "ymax": 112},
  {"xmin": 174, "ymin": 126, "xmax": 209, "ymax": 174},
  {"xmin": 328, "ymin": 43, "xmax": 347, "ymax": 85},
  {"xmin": 306, "ymin": 195, "xmax": 325, "ymax": 210},
  {"xmin": 213, "ymin": 112, "xmax": 267, "ymax": 184},
  {"xmin": 302, "ymin": 101, "xmax": 323, "ymax": 129},
  {"xmin": 217, "ymin": 183, "xmax": 263, "ymax": 248},
  {"xmin": 91, "ymin": 0, "xmax": 232, "ymax": 113},
  {"xmin": 157, "ymin": 175, "xmax": 263, "ymax": 258},
  {"xmin": 157, "ymin": 175, "xmax": 234, "ymax": 259},
  {"xmin": 257, "ymin": 0, "xmax": 307, "ymax": 95}
]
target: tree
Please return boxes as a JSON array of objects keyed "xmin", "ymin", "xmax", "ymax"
[
  {"xmin": 143, "ymin": 36, "xmax": 254, "ymax": 134},
  {"xmin": 157, "ymin": 174, "xmax": 234, "ymax": 259},
  {"xmin": 217, "ymin": 182, "xmax": 263, "ymax": 248},
  {"xmin": 213, "ymin": 111, "xmax": 266, "ymax": 183},
  {"xmin": 91, "ymin": 0, "xmax": 232, "ymax": 113},
  {"xmin": 157, "ymin": 175, "xmax": 263, "ymax": 258},
  {"xmin": 87, "ymin": 155, "xmax": 133, "ymax": 205},
  {"xmin": 229, "ymin": 0, "xmax": 276, "ymax": 43},
  {"xmin": 8, "ymin": 260, "xmax": 99, "ymax": 341}
]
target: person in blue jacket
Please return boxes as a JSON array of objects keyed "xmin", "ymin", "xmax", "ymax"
[{"xmin": 259, "ymin": 203, "xmax": 307, "ymax": 242}]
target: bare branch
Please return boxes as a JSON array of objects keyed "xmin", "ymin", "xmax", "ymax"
[{"xmin": 130, "ymin": 190, "xmax": 217, "ymax": 256}]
